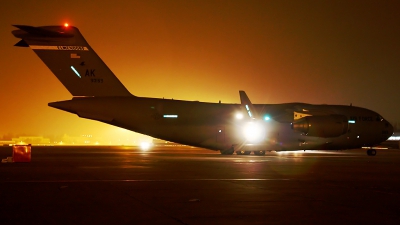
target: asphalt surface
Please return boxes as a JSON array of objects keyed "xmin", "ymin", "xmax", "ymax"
[{"xmin": 1, "ymin": 146, "xmax": 400, "ymax": 225}]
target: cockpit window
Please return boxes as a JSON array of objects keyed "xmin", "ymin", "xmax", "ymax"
[{"xmin": 376, "ymin": 115, "xmax": 384, "ymax": 122}]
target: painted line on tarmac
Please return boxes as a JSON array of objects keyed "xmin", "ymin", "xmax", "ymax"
[{"xmin": 0, "ymin": 178, "xmax": 290, "ymax": 183}]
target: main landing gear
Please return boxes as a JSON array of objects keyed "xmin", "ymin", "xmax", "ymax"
[
  {"xmin": 219, "ymin": 149, "xmax": 266, "ymax": 156},
  {"xmin": 236, "ymin": 150, "xmax": 251, "ymax": 155},
  {"xmin": 236, "ymin": 150, "xmax": 265, "ymax": 156},
  {"xmin": 253, "ymin": 150, "xmax": 266, "ymax": 156},
  {"xmin": 366, "ymin": 149, "xmax": 377, "ymax": 156}
]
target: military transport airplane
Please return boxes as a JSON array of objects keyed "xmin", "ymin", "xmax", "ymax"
[{"xmin": 12, "ymin": 24, "xmax": 393, "ymax": 156}]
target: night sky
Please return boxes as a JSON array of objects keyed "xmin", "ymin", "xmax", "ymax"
[{"xmin": 0, "ymin": 0, "xmax": 399, "ymax": 138}]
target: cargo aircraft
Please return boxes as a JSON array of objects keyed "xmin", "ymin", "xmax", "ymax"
[{"xmin": 12, "ymin": 24, "xmax": 393, "ymax": 156}]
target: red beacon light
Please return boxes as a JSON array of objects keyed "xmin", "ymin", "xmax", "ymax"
[{"xmin": 64, "ymin": 23, "xmax": 69, "ymax": 28}]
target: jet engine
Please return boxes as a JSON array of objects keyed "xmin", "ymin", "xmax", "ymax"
[{"xmin": 291, "ymin": 115, "xmax": 348, "ymax": 138}]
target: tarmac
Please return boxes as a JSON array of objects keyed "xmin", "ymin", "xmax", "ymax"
[{"xmin": 1, "ymin": 145, "xmax": 400, "ymax": 225}]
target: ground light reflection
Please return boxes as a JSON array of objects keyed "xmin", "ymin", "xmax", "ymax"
[{"xmin": 266, "ymin": 150, "xmax": 317, "ymax": 176}]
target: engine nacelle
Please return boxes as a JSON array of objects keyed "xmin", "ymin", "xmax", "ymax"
[{"xmin": 291, "ymin": 115, "xmax": 348, "ymax": 138}]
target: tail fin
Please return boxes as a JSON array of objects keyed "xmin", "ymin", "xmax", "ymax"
[{"xmin": 12, "ymin": 25, "xmax": 132, "ymax": 97}]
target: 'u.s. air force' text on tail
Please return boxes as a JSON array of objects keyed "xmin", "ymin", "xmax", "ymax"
[{"xmin": 12, "ymin": 25, "xmax": 393, "ymax": 156}]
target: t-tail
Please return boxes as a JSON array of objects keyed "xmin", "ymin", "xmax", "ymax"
[{"xmin": 12, "ymin": 25, "xmax": 132, "ymax": 97}]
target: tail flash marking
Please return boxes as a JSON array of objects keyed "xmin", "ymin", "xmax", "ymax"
[
  {"xmin": 30, "ymin": 45, "xmax": 89, "ymax": 51},
  {"xmin": 70, "ymin": 66, "xmax": 81, "ymax": 78}
]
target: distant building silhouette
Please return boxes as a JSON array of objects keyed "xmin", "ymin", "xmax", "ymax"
[{"xmin": 12, "ymin": 136, "xmax": 50, "ymax": 145}]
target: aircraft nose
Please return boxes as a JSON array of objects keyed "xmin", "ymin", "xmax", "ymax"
[
  {"xmin": 389, "ymin": 123, "xmax": 394, "ymax": 136},
  {"xmin": 387, "ymin": 121, "xmax": 394, "ymax": 138}
]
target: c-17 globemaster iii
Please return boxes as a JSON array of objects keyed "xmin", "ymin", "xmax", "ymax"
[{"xmin": 12, "ymin": 24, "xmax": 393, "ymax": 156}]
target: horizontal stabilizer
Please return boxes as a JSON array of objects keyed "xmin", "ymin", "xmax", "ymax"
[
  {"xmin": 14, "ymin": 39, "xmax": 29, "ymax": 47},
  {"xmin": 12, "ymin": 25, "xmax": 73, "ymax": 38}
]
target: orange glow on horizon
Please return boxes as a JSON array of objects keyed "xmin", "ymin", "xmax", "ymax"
[{"xmin": 1, "ymin": 1, "xmax": 398, "ymax": 137}]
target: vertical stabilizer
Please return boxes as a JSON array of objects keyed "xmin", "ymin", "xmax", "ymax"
[{"xmin": 12, "ymin": 25, "xmax": 132, "ymax": 97}]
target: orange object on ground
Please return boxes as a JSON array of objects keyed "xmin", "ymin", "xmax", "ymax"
[{"xmin": 12, "ymin": 145, "xmax": 31, "ymax": 162}]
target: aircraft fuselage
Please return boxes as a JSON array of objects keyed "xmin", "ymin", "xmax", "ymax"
[{"xmin": 48, "ymin": 96, "xmax": 393, "ymax": 152}]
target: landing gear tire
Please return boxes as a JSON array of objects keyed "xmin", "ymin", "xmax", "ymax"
[
  {"xmin": 236, "ymin": 150, "xmax": 250, "ymax": 155},
  {"xmin": 236, "ymin": 150, "xmax": 251, "ymax": 155},
  {"xmin": 254, "ymin": 150, "xmax": 266, "ymax": 156},
  {"xmin": 367, "ymin": 149, "xmax": 377, "ymax": 156},
  {"xmin": 220, "ymin": 148, "xmax": 234, "ymax": 155}
]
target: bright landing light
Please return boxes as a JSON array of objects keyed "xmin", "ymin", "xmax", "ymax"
[
  {"xmin": 243, "ymin": 122, "xmax": 265, "ymax": 143},
  {"xmin": 235, "ymin": 113, "xmax": 244, "ymax": 120}
]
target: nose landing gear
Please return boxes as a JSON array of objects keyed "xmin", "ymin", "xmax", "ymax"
[{"xmin": 366, "ymin": 149, "xmax": 377, "ymax": 156}]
